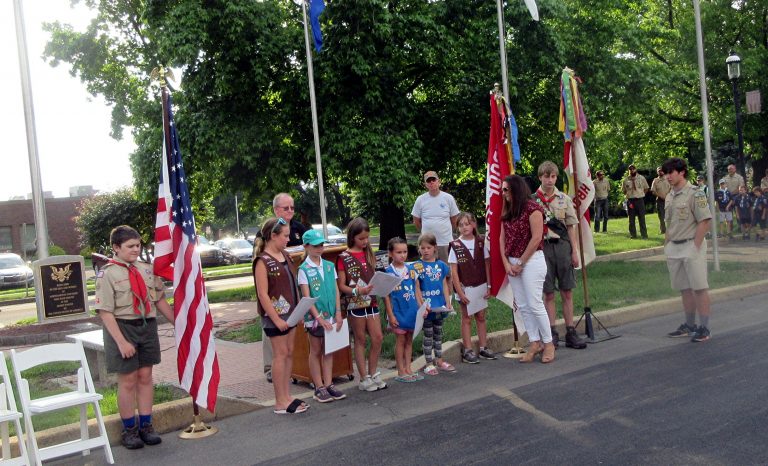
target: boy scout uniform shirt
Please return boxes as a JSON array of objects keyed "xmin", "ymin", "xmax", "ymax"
[
  {"xmin": 622, "ymin": 174, "xmax": 649, "ymax": 199},
  {"xmin": 94, "ymin": 260, "xmax": 165, "ymax": 319},
  {"xmin": 664, "ymin": 183, "xmax": 712, "ymax": 242},
  {"xmin": 593, "ymin": 178, "xmax": 610, "ymax": 200},
  {"xmin": 724, "ymin": 173, "xmax": 744, "ymax": 194},
  {"xmin": 651, "ymin": 177, "xmax": 671, "ymax": 199},
  {"xmin": 536, "ymin": 188, "xmax": 578, "ymax": 240}
]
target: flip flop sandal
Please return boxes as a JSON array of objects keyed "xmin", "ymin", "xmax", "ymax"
[
  {"xmin": 424, "ymin": 365, "xmax": 439, "ymax": 376},
  {"xmin": 437, "ymin": 361, "xmax": 456, "ymax": 372},
  {"xmin": 274, "ymin": 399, "xmax": 309, "ymax": 414},
  {"xmin": 395, "ymin": 375, "xmax": 417, "ymax": 383}
]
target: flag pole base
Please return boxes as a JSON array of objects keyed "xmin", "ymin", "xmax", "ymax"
[
  {"xmin": 503, "ymin": 341, "xmax": 526, "ymax": 359},
  {"xmin": 178, "ymin": 415, "xmax": 218, "ymax": 440},
  {"xmin": 575, "ymin": 306, "xmax": 620, "ymax": 344}
]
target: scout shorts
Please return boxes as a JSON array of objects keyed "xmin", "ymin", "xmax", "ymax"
[
  {"xmin": 104, "ymin": 318, "xmax": 161, "ymax": 374},
  {"xmin": 543, "ymin": 240, "xmax": 576, "ymax": 293},
  {"xmin": 665, "ymin": 239, "xmax": 709, "ymax": 291}
]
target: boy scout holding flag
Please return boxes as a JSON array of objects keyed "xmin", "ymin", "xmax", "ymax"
[{"xmin": 661, "ymin": 158, "xmax": 713, "ymax": 342}]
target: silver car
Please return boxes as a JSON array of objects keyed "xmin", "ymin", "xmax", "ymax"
[
  {"xmin": 0, "ymin": 253, "xmax": 34, "ymax": 289},
  {"xmin": 214, "ymin": 238, "xmax": 254, "ymax": 264}
]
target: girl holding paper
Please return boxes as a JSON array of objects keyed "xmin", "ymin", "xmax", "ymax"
[
  {"xmin": 253, "ymin": 217, "xmax": 308, "ymax": 414},
  {"xmin": 298, "ymin": 229, "xmax": 347, "ymax": 404},
  {"xmin": 384, "ymin": 237, "xmax": 427, "ymax": 383},
  {"xmin": 449, "ymin": 212, "xmax": 496, "ymax": 364}
]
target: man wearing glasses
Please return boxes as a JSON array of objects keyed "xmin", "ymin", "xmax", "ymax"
[
  {"xmin": 273, "ymin": 193, "xmax": 308, "ymax": 247},
  {"xmin": 411, "ymin": 171, "xmax": 459, "ymax": 262},
  {"xmin": 262, "ymin": 193, "xmax": 308, "ymax": 383}
]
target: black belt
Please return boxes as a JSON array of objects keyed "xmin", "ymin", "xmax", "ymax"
[
  {"xmin": 117, "ymin": 318, "xmax": 156, "ymax": 326},
  {"xmin": 545, "ymin": 238, "xmax": 560, "ymax": 244},
  {"xmin": 671, "ymin": 238, "xmax": 693, "ymax": 244}
]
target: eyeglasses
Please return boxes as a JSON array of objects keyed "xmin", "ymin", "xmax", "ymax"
[
  {"xmin": 272, "ymin": 217, "xmax": 287, "ymax": 233},
  {"xmin": 278, "ymin": 205, "xmax": 295, "ymax": 211},
  {"xmin": 425, "ymin": 178, "xmax": 438, "ymax": 183}
]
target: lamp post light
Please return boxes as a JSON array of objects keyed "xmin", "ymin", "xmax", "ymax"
[{"xmin": 726, "ymin": 51, "xmax": 746, "ymax": 181}]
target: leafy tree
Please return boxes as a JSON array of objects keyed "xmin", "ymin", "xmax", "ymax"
[{"xmin": 74, "ymin": 188, "xmax": 154, "ymax": 254}]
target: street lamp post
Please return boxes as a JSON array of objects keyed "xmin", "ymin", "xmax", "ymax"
[{"xmin": 726, "ymin": 51, "xmax": 746, "ymax": 181}]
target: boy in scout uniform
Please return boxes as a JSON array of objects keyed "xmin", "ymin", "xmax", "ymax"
[
  {"xmin": 661, "ymin": 158, "xmax": 713, "ymax": 342},
  {"xmin": 651, "ymin": 166, "xmax": 672, "ymax": 234},
  {"xmin": 622, "ymin": 164, "xmax": 650, "ymax": 239},
  {"xmin": 592, "ymin": 170, "xmax": 610, "ymax": 233},
  {"xmin": 95, "ymin": 225, "xmax": 174, "ymax": 449},
  {"xmin": 534, "ymin": 161, "xmax": 587, "ymax": 350}
]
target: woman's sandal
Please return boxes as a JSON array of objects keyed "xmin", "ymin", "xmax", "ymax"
[
  {"xmin": 541, "ymin": 342, "xmax": 556, "ymax": 364},
  {"xmin": 520, "ymin": 343, "xmax": 543, "ymax": 363},
  {"xmin": 274, "ymin": 398, "xmax": 310, "ymax": 414}
]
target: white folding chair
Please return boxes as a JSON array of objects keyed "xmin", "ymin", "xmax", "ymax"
[
  {"xmin": 0, "ymin": 352, "xmax": 30, "ymax": 466},
  {"xmin": 10, "ymin": 341, "xmax": 114, "ymax": 466}
]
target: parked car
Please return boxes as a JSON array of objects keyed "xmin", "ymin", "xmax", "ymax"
[
  {"xmin": 214, "ymin": 238, "xmax": 254, "ymax": 264},
  {"xmin": 311, "ymin": 224, "xmax": 346, "ymax": 245},
  {"xmin": 0, "ymin": 253, "xmax": 34, "ymax": 289},
  {"xmin": 197, "ymin": 236, "xmax": 226, "ymax": 267}
]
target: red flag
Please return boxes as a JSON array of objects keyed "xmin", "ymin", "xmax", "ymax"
[
  {"xmin": 153, "ymin": 88, "xmax": 220, "ymax": 412},
  {"xmin": 486, "ymin": 92, "xmax": 513, "ymax": 297}
]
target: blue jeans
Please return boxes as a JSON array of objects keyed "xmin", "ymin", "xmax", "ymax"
[{"xmin": 594, "ymin": 198, "xmax": 608, "ymax": 232}]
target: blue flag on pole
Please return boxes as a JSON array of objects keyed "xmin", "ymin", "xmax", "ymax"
[{"xmin": 309, "ymin": 0, "xmax": 325, "ymax": 52}]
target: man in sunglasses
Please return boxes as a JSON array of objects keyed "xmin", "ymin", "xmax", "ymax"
[
  {"xmin": 411, "ymin": 171, "xmax": 459, "ymax": 263},
  {"xmin": 262, "ymin": 193, "xmax": 309, "ymax": 383}
]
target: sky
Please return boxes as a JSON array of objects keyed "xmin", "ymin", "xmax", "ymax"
[{"xmin": 0, "ymin": 1, "xmax": 135, "ymax": 201}]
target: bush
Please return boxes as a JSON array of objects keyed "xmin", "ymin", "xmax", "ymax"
[{"xmin": 48, "ymin": 245, "xmax": 66, "ymax": 256}]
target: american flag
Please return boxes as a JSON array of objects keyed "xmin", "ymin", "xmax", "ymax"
[{"xmin": 153, "ymin": 90, "xmax": 220, "ymax": 412}]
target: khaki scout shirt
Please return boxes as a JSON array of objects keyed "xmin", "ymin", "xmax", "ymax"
[
  {"xmin": 651, "ymin": 176, "xmax": 671, "ymax": 201},
  {"xmin": 622, "ymin": 174, "xmax": 649, "ymax": 199},
  {"xmin": 664, "ymin": 183, "xmax": 712, "ymax": 242},
  {"xmin": 593, "ymin": 178, "xmax": 610, "ymax": 200},
  {"xmin": 94, "ymin": 259, "xmax": 165, "ymax": 319},
  {"xmin": 536, "ymin": 188, "xmax": 578, "ymax": 240},
  {"xmin": 724, "ymin": 173, "xmax": 745, "ymax": 194}
]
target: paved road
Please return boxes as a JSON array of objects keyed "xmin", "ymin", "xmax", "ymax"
[{"xmin": 52, "ymin": 292, "xmax": 768, "ymax": 465}]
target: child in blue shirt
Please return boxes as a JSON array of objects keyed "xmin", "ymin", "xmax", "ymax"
[
  {"xmin": 715, "ymin": 180, "xmax": 733, "ymax": 238},
  {"xmin": 732, "ymin": 185, "xmax": 752, "ymax": 240},
  {"xmin": 752, "ymin": 187, "xmax": 767, "ymax": 241},
  {"xmin": 415, "ymin": 233, "xmax": 455, "ymax": 376},
  {"xmin": 383, "ymin": 237, "xmax": 427, "ymax": 383}
]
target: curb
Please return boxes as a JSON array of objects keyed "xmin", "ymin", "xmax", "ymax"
[{"xmin": 592, "ymin": 246, "xmax": 665, "ymax": 262}]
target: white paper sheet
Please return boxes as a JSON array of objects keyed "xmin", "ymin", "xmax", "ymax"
[
  {"xmin": 412, "ymin": 302, "xmax": 429, "ymax": 339},
  {"xmin": 464, "ymin": 285, "xmax": 489, "ymax": 316},
  {"xmin": 285, "ymin": 297, "xmax": 319, "ymax": 327},
  {"xmin": 324, "ymin": 318, "xmax": 350, "ymax": 355},
  {"xmin": 369, "ymin": 271, "xmax": 403, "ymax": 296}
]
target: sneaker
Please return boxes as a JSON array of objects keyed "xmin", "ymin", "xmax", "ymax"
[
  {"xmin": 265, "ymin": 369, "xmax": 272, "ymax": 384},
  {"xmin": 326, "ymin": 384, "xmax": 346, "ymax": 400},
  {"xmin": 668, "ymin": 323, "xmax": 696, "ymax": 338},
  {"xmin": 462, "ymin": 349, "xmax": 479, "ymax": 364},
  {"xmin": 423, "ymin": 364, "xmax": 439, "ymax": 376},
  {"xmin": 358, "ymin": 376, "xmax": 377, "ymax": 392},
  {"xmin": 370, "ymin": 371, "xmax": 388, "ymax": 390},
  {"xmin": 313, "ymin": 386, "xmax": 334, "ymax": 403},
  {"xmin": 121, "ymin": 426, "xmax": 144, "ymax": 450},
  {"xmin": 565, "ymin": 326, "xmax": 587, "ymax": 349},
  {"xmin": 478, "ymin": 347, "xmax": 497, "ymax": 360},
  {"xmin": 139, "ymin": 422, "xmax": 162, "ymax": 446},
  {"xmin": 551, "ymin": 328, "xmax": 560, "ymax": 348},
  {"xmin": 691, "ymin": 326, "xmax": 711, "ymax": 342}
]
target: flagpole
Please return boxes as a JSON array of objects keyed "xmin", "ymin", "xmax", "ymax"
[
  {"xmin": 495, "ymin": 0, "xmax": 511, "ymax": 106},
  {"xmin": 301, "ymin": 0, "xmax": 329, "ymax": 237}
]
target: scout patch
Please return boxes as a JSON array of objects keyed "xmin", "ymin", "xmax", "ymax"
[{"xmin": 695, "ymin": 193, "xmax": 708, "ymax": 209}]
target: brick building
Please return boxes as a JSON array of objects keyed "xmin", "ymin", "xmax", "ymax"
[{"xmin": 0, "ymin": 197, "xmax": 87, "ymax": 256}]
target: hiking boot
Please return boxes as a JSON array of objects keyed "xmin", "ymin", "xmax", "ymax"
[
  {"xmin": 691, "ymin": 326, "xmax": 711, "ymax": 342},
  {"xmin": 358, "ymin": 376, "xmax": 378, "ymax": 392},
  {"xmin": 462, "ymin": 348, "xmax": 479, "ymax": 364},
  {"xmin": 478, "ymin": 347, "xmax": 497, "ymax": 360},
  {"xmin": 565, "ymin": 326, "xmax": 587, "ymax": 349},
  {"xmin": 313, "ymin": 386, "xmax": 334, "ymax": 403},
  {"xmin": 551, "ymin": 328, "xmax": 560, "ymax": 348},
  {"xmin": 668, "ymin": 323, "xmax": 696, "ymax": 338},
  {"xmin": 121, "ymin": 426, "xmax": 144, "ymax": 450},
  {"xmin": 371, "ymin": 371, "xmax": 387, "ymax": 390},
  {"xmin": 139, "ymin": 422, "xmax": 162, "ymax": 446},
  {"xmin": 326, "ymin": 384, "xmax": 346, "ymax": 400}
]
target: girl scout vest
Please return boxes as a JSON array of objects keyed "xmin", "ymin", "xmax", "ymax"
[
  {"xmin": 299, "ymin": 259, "xmax": 337, "ymax": 323},
  {"xmin": 338, "ymin": 250, "xmax": 374, "ymax": 310},
  {"xmin": 448, "ymin": 236, "xmax": 487, "ymax": 288},
  {"xmin": 252, "ymin": 252, "xmax": 298, "ymax": 319}
]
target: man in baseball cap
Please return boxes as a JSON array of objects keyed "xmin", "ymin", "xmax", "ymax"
[{"xmin": 411, "ymin": 170, "xmax": 459, "ymax": 262}]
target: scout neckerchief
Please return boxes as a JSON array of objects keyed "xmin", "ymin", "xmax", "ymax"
[{"xmin": 108, "ymin": 259, "xmax": 150, "ymax": 323}]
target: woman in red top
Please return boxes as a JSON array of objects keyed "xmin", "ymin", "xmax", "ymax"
[{"xmin": 499, "ymin": 175, "xmax": 555, "ymax": 364}]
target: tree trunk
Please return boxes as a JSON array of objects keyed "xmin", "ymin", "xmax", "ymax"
[
  {"xmin": 753, "ymin": 136, "xmax": 768, "ymax": 187},
  {"xmin": 377, "ymin": 199, "xmax": 406, "ymax": 251},
  {"xmin": 330, "ymin": 183, "xmax": 351, "ymax": 227}
]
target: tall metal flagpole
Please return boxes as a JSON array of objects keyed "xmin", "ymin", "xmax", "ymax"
[
  {"xmin": 693, "ymin": 0, "xmax": 720, "ymax": 271},
  {"xmin": 13, "ymin": 0, "xmax": 49, "ymax": 259},
  {"xmin": 496, "ymin": 0, "xmax": 511, "ymax": 106},
  {"xmin": 301, "ymin": 0, "xmax": 328, "ymax": 237}
]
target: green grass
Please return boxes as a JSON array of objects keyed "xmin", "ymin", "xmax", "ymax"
[
  {"xmin": 592, "ymin": 214, "xmax": 666, "ymax": 255},
  {"xmin": 0, "ymin": 282, "xmax": 96, "ymax": 302},
  {"xmin": 207, "ymin": 287, "xmax": 256, "ymax": 303},
  {"xmin": 2, "ymin": 359, "xmax": 183, "ymax": 434},
  {"xmin": 216, "ymin": 319, "xmax": 262, "ymax": 343}
]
